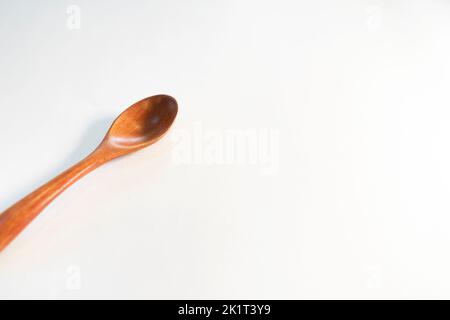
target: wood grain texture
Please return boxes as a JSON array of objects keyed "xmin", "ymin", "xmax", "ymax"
[{"xmin": 0, "ymin": 95, "xmax": 178, "ymax": 252}]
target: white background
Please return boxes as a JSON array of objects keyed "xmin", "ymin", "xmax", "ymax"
[{"xmin": 1, "ymin": 0, "xmax": 450, "ymax": 299}]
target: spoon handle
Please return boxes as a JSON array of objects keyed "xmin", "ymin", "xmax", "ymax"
[{"xmin": 0, "ymin": 153, "xmax": 102, "ymax": 252}]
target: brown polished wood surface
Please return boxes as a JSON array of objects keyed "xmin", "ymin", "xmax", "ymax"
[{"xmin": 0, "ymin": 95, "xmax": 178, "ymax": 252}]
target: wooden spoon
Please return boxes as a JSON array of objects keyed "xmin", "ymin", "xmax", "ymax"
[{"xmin": 0, "ymin": 94, "xmax": 178, "ymax": 252}]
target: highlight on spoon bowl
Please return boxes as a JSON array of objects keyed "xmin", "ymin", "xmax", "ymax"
[{"xmin": 0, "ymin": 94, "xmax": 178, "ymax": 253}]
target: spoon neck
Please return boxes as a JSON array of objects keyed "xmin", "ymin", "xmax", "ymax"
[
  {"xmin": 70, "ymin": 152, "xmax": 104, "ymax": 176},
  {"xmin": 22, "ymin": 153, "xmax": 102, "ymax": 208}
]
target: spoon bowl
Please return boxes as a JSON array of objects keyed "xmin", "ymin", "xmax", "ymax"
[{"xmin": 105, "ymin": 95, "xmax": 178, "ymax": 151}]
